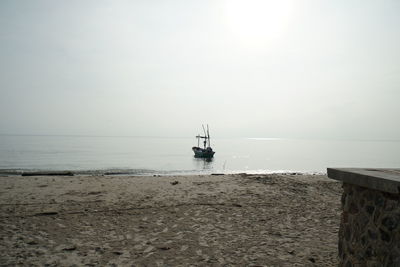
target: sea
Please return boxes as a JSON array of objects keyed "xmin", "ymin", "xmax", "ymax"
[{"xmin": 0, "ymin": 135, "xmax": 399, "ymax": 175}]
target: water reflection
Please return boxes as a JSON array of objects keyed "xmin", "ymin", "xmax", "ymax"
[{"xmin": 192, "ymin": 157, "xmax": 214, "ymax": 171}]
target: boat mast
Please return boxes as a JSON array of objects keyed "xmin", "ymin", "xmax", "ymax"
[
  {"xmin": 207, "ymin": 124, "xmax": 211, "ymax": 147},
  {"xmin": 202, "ymin": 124, "xmax": 208, "ymax": 149}
]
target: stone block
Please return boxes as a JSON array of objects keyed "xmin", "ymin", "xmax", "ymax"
[{"xmin": 328, "ymin": 169, "xmax": 400, "ymax": 266}]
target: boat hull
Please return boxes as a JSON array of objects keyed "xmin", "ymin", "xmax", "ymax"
[{"xmin": 192, "ymin": 147, "xmax": 215, "ymax": 158}]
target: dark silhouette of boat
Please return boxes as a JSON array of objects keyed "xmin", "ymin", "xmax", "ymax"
[{"xmin": 192, "ymin": 124, "xmax": 215, "ymax": 158}]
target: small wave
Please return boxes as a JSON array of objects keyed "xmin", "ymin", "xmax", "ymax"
[
  {"xmin": 227, "ymin": 169, "xmax": 325, "ymax": 175},
  {"xmin": 0, "ymin": 168, "xmax": 326, "ymax": 177}
]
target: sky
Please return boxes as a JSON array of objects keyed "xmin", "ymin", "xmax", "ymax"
[{"xmin": 0, "ymin": 0, "xmax": 399, "ymax": 139}]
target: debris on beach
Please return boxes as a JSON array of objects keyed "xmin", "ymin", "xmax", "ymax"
[
  {"xmin": 34, "ymin": 211, "xmax": 58, "ymax": 216},
  {"xmin": 22, "ymin": 171, "xmax": 74, "ymax": 176}
]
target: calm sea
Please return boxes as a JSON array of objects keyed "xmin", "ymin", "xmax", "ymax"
[{"xmin": 0, "ymin": 135, "xmax": 399, "ymax": 175}]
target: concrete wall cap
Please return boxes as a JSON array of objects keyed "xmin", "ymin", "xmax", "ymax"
[{"xmin": 327, "ymin": 168, "xmax": 400, "ymax": 194}]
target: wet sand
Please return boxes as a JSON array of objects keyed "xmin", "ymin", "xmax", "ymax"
[{"xmin": 0, "ymin": 173, "xmax": 341, "ymax": 266}]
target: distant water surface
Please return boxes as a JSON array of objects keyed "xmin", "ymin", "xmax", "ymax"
[{"xmin": 0, "ymin": 135, "xmax": 399, "ymax": 175}]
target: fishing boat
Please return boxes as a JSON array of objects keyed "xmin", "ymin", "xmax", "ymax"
[{"xmin": 192, "ymin": 125, "xmax": 215, "ymax": 158}]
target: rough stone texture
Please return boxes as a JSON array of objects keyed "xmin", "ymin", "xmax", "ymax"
[{"xmin": 339, "ymin": 183, "xmax": 400, "ymax": 266}]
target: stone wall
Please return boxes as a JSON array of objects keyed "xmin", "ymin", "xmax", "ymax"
[{"xmin": 339, "ymin": 183, "xmax": 400, "ymax": 266}]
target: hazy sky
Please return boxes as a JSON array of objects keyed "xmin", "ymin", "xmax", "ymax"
[{"xmin": 1, "ymin": 0, "xmax": 399, "ymax": 139}]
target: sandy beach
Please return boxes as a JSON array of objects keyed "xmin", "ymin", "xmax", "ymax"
[{"xmin": 0, "ymin": 173, "xmax": 341, "ymax": 266}]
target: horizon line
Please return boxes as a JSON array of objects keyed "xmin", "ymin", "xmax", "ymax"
[{"xmin": 0, "ymin": 133, "xmax": 399, "ymax": 142}]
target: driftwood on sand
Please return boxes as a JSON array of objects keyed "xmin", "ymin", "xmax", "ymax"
[{"xmin": 21, "ymin": 171, "xmax": 74, "ymax": 176}]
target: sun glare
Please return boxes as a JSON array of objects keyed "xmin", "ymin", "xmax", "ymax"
[{"xmin": 223, "ymin": 0, "xmax": 293, "ymax": 47}]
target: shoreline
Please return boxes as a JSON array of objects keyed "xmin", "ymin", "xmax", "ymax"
[
  {"xmin": 0, "ymin": 168, "xmax": 327, "ymax": 177},
  {"xmin": 0, "ymin": 173, "xmax": 341, "ymax": 266}
]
